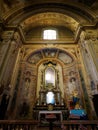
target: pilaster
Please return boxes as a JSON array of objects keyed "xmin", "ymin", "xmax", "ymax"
[
  {"xmin": 0, "ymin": 31, "xmax": 14, "ymax": 81},
  {"xmin": 79, "ymin": 29, "xmax": 98, "ymax": 119}
]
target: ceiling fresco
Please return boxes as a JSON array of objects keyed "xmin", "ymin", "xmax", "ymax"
[
  {"xmin": 1, "ymin": 0, "xmax": 97, "ymax": 43},
  {"xmin": 20, "ymin": 12, "xmax": 79, "ymax": 34}
]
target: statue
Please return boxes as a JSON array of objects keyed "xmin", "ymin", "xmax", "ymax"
[{"xmin": 72, "ymin": 90, "xmax": 79, "ymax": 106}]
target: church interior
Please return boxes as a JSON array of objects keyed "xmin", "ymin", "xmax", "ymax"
[{"xmin": 0, "ymin": 0, "xmax": 98, "ymax": 129}]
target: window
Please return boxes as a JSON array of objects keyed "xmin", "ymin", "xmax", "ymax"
[{"xmin": 43, "ymin": 29, "xmax": 56, "ymax": 40}]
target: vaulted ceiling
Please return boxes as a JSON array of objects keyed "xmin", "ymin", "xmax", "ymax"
[{"xmin": 1, "ymin": 0, "xmax": 98, "ymax": 42}]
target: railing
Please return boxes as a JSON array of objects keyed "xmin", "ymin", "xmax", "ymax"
[
  {"xmin": 0, "ymin": 120, "xmax": 98, "ymax": 130},
  {"xmin": 62, "ymin": 120, "xmax": 98, "ymax": 130},
  {"xmin": 0, "ymin": 120, "xmax": 39, "ymax": 130}
]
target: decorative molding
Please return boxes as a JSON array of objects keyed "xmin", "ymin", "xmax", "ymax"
[{"xmin": 80, "ymin": 29, "xmax": 98, "ymax": 42}]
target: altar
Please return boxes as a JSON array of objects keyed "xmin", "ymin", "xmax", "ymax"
[
  {"xmin": 38, "ymin": 110, "xmax": 63, "ymax": 122},
  {"xmin": 33, "ymin": 63, "xmax": 68, "ymax": 121},
  {"xmin": 69, "ymin": 109, "xmax": 88, "ymax": 120}
]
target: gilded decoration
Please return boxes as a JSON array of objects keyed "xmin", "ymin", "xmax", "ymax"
[{"xmin": 0, "ymin": 0, "xmax": 98, "ymax": 120}]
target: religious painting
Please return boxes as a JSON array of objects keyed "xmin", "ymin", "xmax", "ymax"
[
  {"xmin": 58, "ymin": 51, "xmax": 73, "ymax": 64},
  {"xmin": 27, "ymin": 51, "xmax": 42, "ymax": 64},
  {"xmin": 46, "ymin": 91, "xmax": 55, "ymax": 105},
  {"xmin": 24, "ymin": 77, "xmax": 31, "ymax": 97},
  {"xmin": 68, "ymin": 77, "xmax": 77, "ymax": 97},
  {"xmin": 43, "ymin": 48, "xmax": 57, "ymax": 58},
  {"xmin": 69, "ymin": 71, "xmax": 75, "ymax": 77},
  {"xmin": 45, "ymin": 67, "xmax": 55, "ymax": 87}
]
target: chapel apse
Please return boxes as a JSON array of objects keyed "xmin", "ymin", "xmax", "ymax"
[{"xmin": 13, "ymin": 47, "xmax": 83, "ymax": 119}]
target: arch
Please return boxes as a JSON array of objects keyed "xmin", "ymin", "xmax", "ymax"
[
  {"xmin": 4, "ymin": 2, "xmax": 95, "ymax": 24},
  {"xmin": 24, "ymin": 47, "xmax": 76, "ymax": 68}
]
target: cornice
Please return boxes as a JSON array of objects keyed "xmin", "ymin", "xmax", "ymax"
[
  {"xmin": 4, "ymin": 21, "xmax": 98, "ymax": 45},
  {"xmin": 75, "ymin": 22, "xmax": 98, "ymax": 41}
]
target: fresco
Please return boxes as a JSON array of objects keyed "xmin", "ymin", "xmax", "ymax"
[
  {"xmin": 58, "ymin": 51, "xmax": 73, "ymax": 64},
  {"xmin": 27, "ymin": 51, "xmax": 42, "ymax": 64},
  {"xmin": 43, "ymin": 48, "xmax": 57, "ymax": 58},
  {"xmin": 27, "ymin": 49, "xmax": 73, "ymax": 65}
]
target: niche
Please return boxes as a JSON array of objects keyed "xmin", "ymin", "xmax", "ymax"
[{"xmin": 46, "ymin": 91, "xmax": 55, "ymax": 105}]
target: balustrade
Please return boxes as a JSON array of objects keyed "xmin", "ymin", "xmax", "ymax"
[
  {"xmin": 0, "ymin": 120, "xmax": 39, "ymax": 130},
  {"xmin": 0, "ymin": 120, "xmax": 98, "ymax": 130},
  {"xmin": 62, "ymin": 120, "xmax": 98, "ymax": 130}
]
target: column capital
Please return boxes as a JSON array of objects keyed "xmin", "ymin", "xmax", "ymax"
[
  {"xmin": 13, "ymin": 31, "xmax": 23, "ymax": 48},
  {"xmin": 1, "ymin": 30, "xmax": 14, "ymax": 42},
  {"xmin": 80, "ymin": 30, "xmax": 98, "ymax": 42}
]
